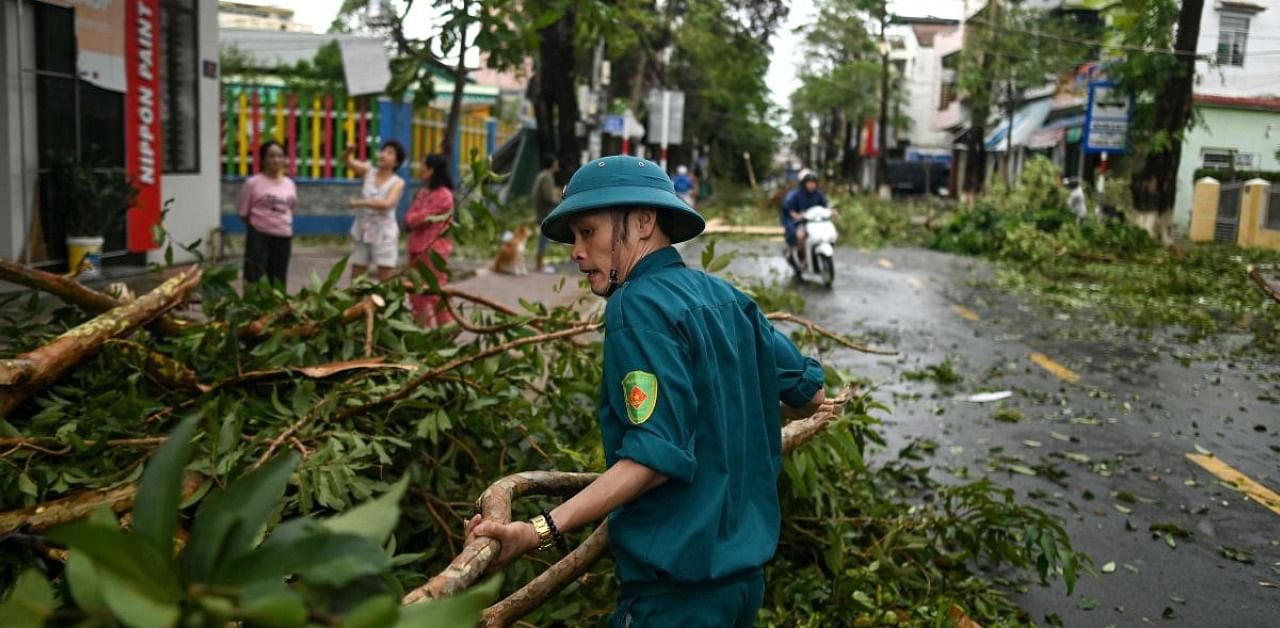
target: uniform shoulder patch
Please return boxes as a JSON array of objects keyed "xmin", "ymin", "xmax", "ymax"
[{"xmin": 621, "ymin": 370, "xmax": 658, "ymax": 425}]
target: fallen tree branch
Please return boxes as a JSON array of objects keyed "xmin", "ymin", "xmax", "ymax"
[
  {"xmin": 0, "ymin": 258, "xmax": 196, "ymax": 337},
  {"xmin": 1069, "ymin": 250, "xmax": 1160, "ymax": 264},
  {"xmin": 401, "ymin": 471, "xmax": 600, "ymax": 604},
  {"xmin": 0, "ymin": 436, "xmax": 167, "ymax": 458},
  {"xmin": 253, "ymin": 322, "xmax": 602, "ymax": 469},
  {"xmin": 0, "ymin": 268, "xmax": 203, "ymax": 417},
  {"xmin": 406, "ymin": 388, "xmax": 857, "ymax": 620},
  {"xmin": 106, "ymin": 339, "xmax": 205, "ymax": 393},
  {"xmin": 0, "ymin": 472, "xmax": 204, "ymax": 536},
  {"xmin": 1247, "ymin": 264, "xmax": 1280, "ymax": 304},
  {"xmin": 480, "ymin": 523, "xmax": 610, "ymax": 627},
  {"xmin": 766, "ymin": 312, "xmax": 896, "ymax": 355},
  {"xmin": 241, "ymin": 295, "xmax": 386, "ymax": 340}
]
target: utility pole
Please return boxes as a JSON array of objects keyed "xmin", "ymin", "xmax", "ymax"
[
  {"xmin": 876, "ymin": 1, "xmax": 891, "ymax": 199},
  {"xmin": 1004, "ymin": 79, "xmax": 1014, "ymax": 185}
]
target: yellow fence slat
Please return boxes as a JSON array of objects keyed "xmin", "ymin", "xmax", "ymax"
[
  {"xmin": 310, "ymin": 96, "xmax": 322, "ymax": 179},
  {"xmin": 237, "ymin": 92, "xmax": 249, "ymax": 176}
]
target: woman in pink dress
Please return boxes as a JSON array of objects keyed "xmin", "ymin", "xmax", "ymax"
[{"xmin": 405, "ymin": 154, "xmax": 456, "ymax": 327}]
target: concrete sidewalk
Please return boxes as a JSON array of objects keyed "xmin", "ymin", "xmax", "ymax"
[{"xmin": 285, "ymin": 244, "xmax": 598, "ymax": 317}]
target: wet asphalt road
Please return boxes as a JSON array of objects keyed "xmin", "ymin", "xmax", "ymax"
[{"xmin": 689, "ymin": 239, "xmax": 1280, "ymax": 627}]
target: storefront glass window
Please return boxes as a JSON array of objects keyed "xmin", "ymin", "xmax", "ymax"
[{"xmin": 161, "ymin": 0, "xmax": 200, "ymax": 173}]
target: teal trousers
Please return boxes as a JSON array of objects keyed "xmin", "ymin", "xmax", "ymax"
[{"xmin": 610, "ymin": 574, "xmax": 765, "ymax": 628}]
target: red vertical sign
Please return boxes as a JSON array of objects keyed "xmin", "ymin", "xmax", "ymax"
[{"xmin": 126, "ymin": 0, "xmax": 162, "ymax": 252}]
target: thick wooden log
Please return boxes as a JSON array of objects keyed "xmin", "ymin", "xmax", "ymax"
[
  {"xmin": 0, "ymin": 268, "xmax": 203, "ymax": 417},
  {"xmin": 0, "ymin": 472, "xmax": 204, "ymax": 536},
  {"xmin": 0, "ymin": 258, "xmax": 195, "ymax": 337}
]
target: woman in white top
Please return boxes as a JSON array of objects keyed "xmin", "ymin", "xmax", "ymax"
[{"xmin": 344, "ymin": 140, "xmax": 407, "ymax": 282}]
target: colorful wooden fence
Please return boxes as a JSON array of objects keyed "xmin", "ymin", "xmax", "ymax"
[{"xmin": 222, "ymin": 85, "xmax": 518, "ymax": 182}]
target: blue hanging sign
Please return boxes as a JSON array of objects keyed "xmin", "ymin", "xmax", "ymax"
[{"xmin": 1083, "ymin": 80, "xmax": 1131, "ymax": 155}]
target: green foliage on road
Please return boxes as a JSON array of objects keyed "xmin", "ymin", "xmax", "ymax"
[
  {"xmin": 1, "ymin": 416, "xmax": 499, "ymax": 626},
  {"xmin": 1, "ymin": 177, "xmax": 1089, "ymax": 624},
  {"xmin": 928, "ymin": 156, "xmax": 1280, "ymax": 348}
]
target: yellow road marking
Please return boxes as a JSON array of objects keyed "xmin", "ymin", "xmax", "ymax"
[
  {"xmin": 908, "ymin": 276, "xmax": 924, "ymax": 289},
  {"xmin": 877, "ymin": 258, "xmax": 894, "ymax": 269},
  {"xmin": 951, "ymin": 305, "xmax": 980, "ymax": 321},
  {"xmin": 1187, "ymin": 453, "xmax": 1280, "ymax": 517},
  {"xmin": 1028, "ymin": 352, "xmax": 1080, "ymax": 383}
]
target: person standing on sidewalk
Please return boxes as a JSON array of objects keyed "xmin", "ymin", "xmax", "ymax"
[
  {"xmin": 465, "ymin": 156, "xmax": 828, "ymax": 627},
  {"xmin": 531, "ymin": 154, "xmax": 561, "ymax": 273},
  {"xmin": 405, "ymin": 154, "xmax": 456, "ymax": 327},
  {"xmin": 238, "ymin": 141, "xmax": 296, "ymax": 289},
  {"xmin": 345, "ymin": 141, "xmax": 406, "ymax": 282}
]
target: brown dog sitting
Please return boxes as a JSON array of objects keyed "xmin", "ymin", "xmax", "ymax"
[{"xmin": 491, "ymin": 225, "xmax": 530, "ymax": 275}]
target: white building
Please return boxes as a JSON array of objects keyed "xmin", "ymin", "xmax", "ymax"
[
  {"xmin": 218, "ymin": 1, "xmax": 311, "ymax": 33},
  {"xmin": 1174, "ymin": 0, "xmax": 1280, "ymax": 225},
  {"xmin": 890, "ymin": 18, "xmax": 960, "ymax": 159},
  {"xmin": 2, "ymin": 0, "xmax": 220, "ymax": 269}
]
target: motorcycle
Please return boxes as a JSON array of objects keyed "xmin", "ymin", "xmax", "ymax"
[{"xmin": 784, "ymin": 205, "xmax": 838, "ymax": 288}]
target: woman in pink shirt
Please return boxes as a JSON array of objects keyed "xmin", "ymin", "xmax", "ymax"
[
  {"xmin": 237, "ymin": 141, "xmax": 296, "ymax": 288},
  {"xmin": 405, "ymin": 154, "xmax": 455, "ymax": 327}
]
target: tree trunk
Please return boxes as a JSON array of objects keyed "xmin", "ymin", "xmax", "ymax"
[
  {"xmin": 531, "ymin": 8, "xmax": 581, "ymax": 178},
  {"xmin": 1004, "ymin": 81, "xmax": 1016, "ymax": 185},
  {"xmin": 440, "ymin": 0, "xmax": 472, "ymax": 162},
  {"xmin": 1130, "ymin": 0, "xmax": 1204, "ymax": 243},
  {"xmin": 0, "ymin": 268, "xmax": 203, "ymax": 417}
]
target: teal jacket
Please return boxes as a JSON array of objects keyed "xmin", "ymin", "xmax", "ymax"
[{"xmin": 598, "ymin": 246, "xmax": 825, "ymax": 594}]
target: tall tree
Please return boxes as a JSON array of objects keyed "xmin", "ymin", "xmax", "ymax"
[
  {"xmin": 957, "ymin": 2, "xmax": 1090, "ymax": 192},
  {"xmin": 1109, "ymin": 0, "xmax": 1204, "ymax": 242},
  {"xmin": 333, "ymin": 0, "xmax": 526, "ymax": 160},
  {"xmin": 789, "ymin": 0, "xmax": 888, "ymax": 183}
]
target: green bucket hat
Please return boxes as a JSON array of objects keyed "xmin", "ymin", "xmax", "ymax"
[{"xmin": 540, "ymin": 156, "xmax": 706, "ymax": 244}]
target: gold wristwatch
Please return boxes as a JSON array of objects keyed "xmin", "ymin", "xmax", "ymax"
[{"xmin": 530, "ymin": 515, "xmax": 554, "ymax": 551}]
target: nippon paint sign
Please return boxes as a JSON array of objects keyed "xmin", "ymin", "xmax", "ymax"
[{"xmin": 126, "ymin": 0, "xmax": 162, "ymax": 251}]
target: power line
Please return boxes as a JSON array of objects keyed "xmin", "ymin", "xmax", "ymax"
[{"xmin": 967, "ymin": 16, "xmax": 1208, "ymax": 58}]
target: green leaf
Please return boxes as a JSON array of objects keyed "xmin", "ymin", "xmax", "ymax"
[
  {"xmin": 0, "ymin": 569, "xmax": 56, "ymax": 628},
  {"xmin": 17, "ymin": 473, "xmax": 37, "ymax": 497},
  {"xmin": 47, "ymin": 521, "xmax": 180, "ymax": 602},
  {"xmin": 322, "ymin": 256, "xmax": 350, "ymax": 295},
  {"xmin": 66, "ymin": 550, "xmax": 110, "ymax": 614},
  {"xmin": 342, "ymin": 595, "xmax": 398, "ymax": 628},
  {"xmin": 240, "ymin": 585, "xmax": 307, "ymax": 628},
  {"xmin": 48, "ymin": 521, "xmax": 182, "ymax": 627},
  {"xmin": 98, "ymin": 569, "xmax": 181, "ymax": 628},
  {"xmin": 219, "ymin": 532, "xmax": 388, "ymax": 587},
  {"xmin": 705, "ymin": 251, "xmax": 736, "ymax": 274},
  {"xmin": 133, "ymin": 414, "xmax": 201, "ymax": 560},
  {"xmin": 179, "ymin": 452, "xmax": 299, "ymax": 583},
  {"xmin": 322, "ymin": 475, "xmax": 409, "ymax": 546},
  {"xmin": 394, "ymin": 576, "xmax": 502, "ymax": 628}
]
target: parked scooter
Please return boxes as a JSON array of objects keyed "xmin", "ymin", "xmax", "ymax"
[{"xmin": 784, "ymin": 205, "xmax": 838, "ymax": 288}]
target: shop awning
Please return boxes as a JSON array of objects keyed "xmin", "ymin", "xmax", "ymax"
[
  {"xmin": 984, "ymin": 99, "xmax": 1052, "ymax": 152},
  {"xmin": 1026, "ymin": 128, "xmax": 1064, "ymax": 149}
]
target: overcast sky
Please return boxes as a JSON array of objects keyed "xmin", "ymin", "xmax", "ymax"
[{"xmin": 263, "ymin": 0, "xmax": 966, "ymax": 109}]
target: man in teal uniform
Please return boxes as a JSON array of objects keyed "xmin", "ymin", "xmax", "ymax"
[{"xmin": 466, "ymin": 155, "xmax": 827, "ymax": 627}]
